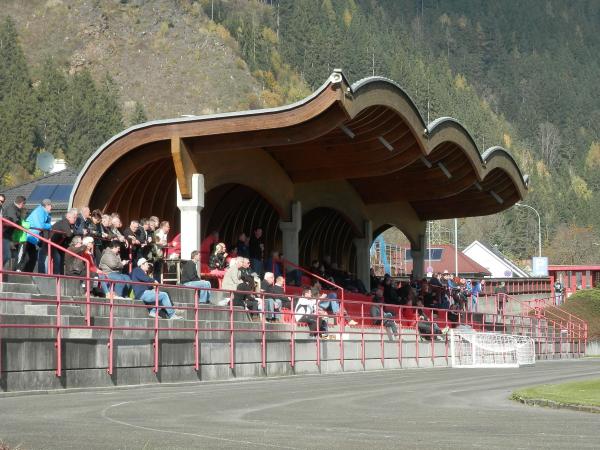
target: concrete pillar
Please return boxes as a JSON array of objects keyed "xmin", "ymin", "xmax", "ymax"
[
  {"xmin": 279, "ymin": 201, "xmax": 301, "ymax": 268},
  {"xmin": 353, "ymin": 220, "xmax": 373, "ymax": 290},
  {"xmin": 410, "ymin": 233, "xmax": 426, "ymax": 280},
  {"xmin": 176, "ymin": 173, "xmax": 204, "ymax": 263}
]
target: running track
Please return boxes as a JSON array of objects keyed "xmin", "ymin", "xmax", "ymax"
[{"xmin": 1, "ymin": 359, "xmax": 599, "ymax": 449}]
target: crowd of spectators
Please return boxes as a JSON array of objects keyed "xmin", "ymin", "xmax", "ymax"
[{"xmin": 1, "ymin": 196, "xmax": 485, "ymax": 336}]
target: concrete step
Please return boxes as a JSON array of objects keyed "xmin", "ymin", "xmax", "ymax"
[
  {"xmin": 23, "ymin": 304, "xmax": 83, "ymax": 316},
  {"xmin": 0, "ymin": 282, "xmax": 39, "ymax": 294}
]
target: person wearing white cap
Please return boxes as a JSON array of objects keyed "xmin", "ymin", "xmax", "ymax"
[{"xmin": 130, "ymin": 257, "xmax": 182, "ymax": 319}]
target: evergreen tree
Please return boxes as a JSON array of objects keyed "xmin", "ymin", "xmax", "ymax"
[
  {"xmin": 130, "ymin": 101, "xmax": 148, "ymax": 126},
  {"xmin": 0, "ymin": 17, "xmax": 37, "ymax": 181}
]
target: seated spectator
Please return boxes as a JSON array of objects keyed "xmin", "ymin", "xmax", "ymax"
[
  {"xmin": 416, "ymin": 300, "xmax": 449, "ymax": 341},
  {"xmin": 180, "ymin": 250, "xmax": 211, "ymax": 304},
  {"xmin": 131, "ymin": 258, "xmax": 182, "ymax": 320},
  {"xmin": 371, "ymin": 288, "xmax": 399, "ymax": 337},
  {"xmin": 260, "ymin": 272, "xmax": 278, "ymax": 322},
  {"xmin": 233, "ymin": 274, "xmax": 260, "ymax": 318},
  {"xmin": 271, "ymin": 275, "xmax": 291, "ymax": 309},
  {"xmin": 294, "ymin": 286, "xmax": 328, "ymax": 338},
  {"xmin": 200, "ymin": 230, "xmax": 219, "ymax": 263},
  {"xmin": 317, "ymin": 291, "xmax": 358, "ymax": 326},
  {"xmin": 64, "ymin": 236, "xmax": 87, "ymax": 277},
  {"xmin": 50, "ymin": 207, "xmax": 78, "ymax": 274},
  {"xmin": 382, "ymin": 276, "xmax": 400, "ymax": 305},
  {"xmin": 238, "ymin": 257, "xmax": 252, "ymax": 279},
  {"xmin": 98, "ymin": 241, "xmax": 131, "ymax": 299},
  {"xmin": 400, "ymin": 297, "xmax": 419, "ymax": 328},
  {"xmin": 208, "ymin": 242, "xmax": 228, "ymax": 277}
]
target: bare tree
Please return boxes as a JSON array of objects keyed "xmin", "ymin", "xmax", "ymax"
[{"xmin": 538, "ymin": 122, "xmax": 561, "ymax": 167}]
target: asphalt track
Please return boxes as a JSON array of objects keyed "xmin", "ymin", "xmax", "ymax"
[{"xmin": 1, "ymin": 359, "xmax": 599, "ymax": 449}]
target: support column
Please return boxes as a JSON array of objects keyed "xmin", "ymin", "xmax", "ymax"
[
  {"xmin": 410, "ymin": 233, "xmax": 426, "ymax": 280},
  {"xmin": 279, "ymin": 201, "xmax": 301, "ymax": 268},
  {"xmin": 177, "ymin": 173, "xmax": 204, "ymax": 263},
  {"xmin": 353, "ymin": 220, "xmax": 373, "ymax": 290}
]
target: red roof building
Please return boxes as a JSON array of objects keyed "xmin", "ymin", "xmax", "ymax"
[{"xmin": 404, "ymin": 244, "xmax": 491, "ymax": 278}]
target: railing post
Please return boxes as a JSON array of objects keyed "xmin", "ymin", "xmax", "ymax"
[
  {"xmin": 360, "ymin": 303, "xmax": 365, "ymax": 368},
  {"xmin": 398, "ymin": 306, "xmax": 403, "ymax": 368},
  {"xmin": 194, "ymin": 288, "xmax": 199, "ymax": 371},
  {"xmin": 153, "ymin": 285, "xmax": 159, "ymax": 373},
  {"xmin": 55, "ymin": 277, "xmax": 62, "ymax": 377},
  {"xmin": 107, "ymin": 282, "xmax": 114, "ymax": 375},
  {"xmin": 339, "ymin": 288, "xmax": 345, "ymax": 369},
  {"xmin": 290, "ymin": 298, "xmax": 295, "ymax": 368},
  {"xmin": 261, "ymin": 294, "xmax": 266, "ymax": 370},
  {"xmin": 315, "ymin": 306, "xmax": 321, "ymax": 369},
  {"xmin": 380, "ymin": 302, "xmax": 384, "ymax": 366},
  {"xmin": 85, "ymin": 265, "xmax": 91, "ymax": 326},
  {"xmin": 229, "ymin": 291, "xmax": 234, "ymax": 370}
]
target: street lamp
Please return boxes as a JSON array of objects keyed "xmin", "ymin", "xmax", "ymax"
[{"xmin": 515, "ymin": 202, "xmax": 542, "ymax": 257}]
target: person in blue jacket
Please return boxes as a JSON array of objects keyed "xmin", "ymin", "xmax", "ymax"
[
  {"xmin": 130, "ymin": 257, "xmax": 182, "ymax": 320},
  {"xmin": 17, "ymin": 199, "xmax": 52, "ymax": 273}
]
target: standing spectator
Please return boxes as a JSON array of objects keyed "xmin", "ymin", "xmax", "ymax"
[
  {"xmin": 494, "ymin": 281, "xmax": 508, "ymax": 312},
  {"xmin": 64, "ymin": 236, "xmax": 87, "ymax": 277},
  {"xmin": 50, "ymin": 208, "xmax": 77, "ymax": 274},
  {"xmin": 17, "ymin": 199, "xmax": 52, "ymax": 273},
  {"xmin": 99, "ymin": 241, "xmax": 131, "ymax": 299},
  {"xmin": 236, "ymin": 232, "xmax": 249, "ymax": 258},
  {"xmin": 554, "ymin": 279, "xmax": 564, "ymax": 305},
  {"xmin": 153, "ymin": 220, "xmax": 169, "ymax": 280},
  {"xmin": 471, "ymin": 280, "xmax": 482, "ymax": 312},
  {"xmin": 249, "ymin": 227, "xmax": 264, "ymax": 276},
  {"xmin": 74, "ymin": 207, "xmax": 92, "ymax": 236},
  {"xmin": 123, "ymin": 220, "xmax": 141, "ymax": 268},
  {"xmin": 1, "ymin": 195, "xmax": 26, "ymax": 269},
  {"xmin": 130, "ymin": 258, "xmax": 182, "ymax": 319},
  {"xmin": 180, "ymin": 250, "xmax": 212, "ymax": 304}
]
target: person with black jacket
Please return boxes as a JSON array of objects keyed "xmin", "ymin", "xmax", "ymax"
[
  {"xmin": 50, "ymin": 208, "xmax": 77, "ymax": 274},
  {"xmin": 233, "ymin": 274, "xmax": 260, "ymax": 318},
  {"xmin": 208, "ymin": 242, "xmax": 227, "ymax": 276},
  {"xmin": 1, "ymin": 195, "xmax": 26, "ymax": 268},
  {"xmin": 180, "ymin": 250, "xmax": 211, "ymax": 304},
  {"xmin": 249, "ymin": 227, "xmax": 264, "ymax": 276}
]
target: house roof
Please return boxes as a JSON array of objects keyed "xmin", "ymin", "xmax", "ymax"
[
  {"xmin": 404, "ymin": 244, "xmax": 491, "ymax": 277},
  {"xmin": 463, "ymin": 240, "xmax": 529, "ymax": 277},
  {"xmin": 0, "ymin": 169, "xmax": 78, "ymax": 213}
]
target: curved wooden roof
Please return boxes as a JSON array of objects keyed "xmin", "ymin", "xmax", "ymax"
[{"xmin": 71, "ymin": 70, "xmax": 528, "ymax": 220}]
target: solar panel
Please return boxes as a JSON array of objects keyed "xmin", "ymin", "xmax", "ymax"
[
  {"xmin": 405, "ymin": 248, "xmax": 444, "ymax": 261},
  {"xmin": 28, "ymin": 184, "xmax": 73, "ymax": 203}
]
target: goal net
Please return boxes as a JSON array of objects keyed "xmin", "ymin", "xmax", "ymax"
[{"xmin": 449, "ymin": 330, "xmax": 535, "ymax": 368}]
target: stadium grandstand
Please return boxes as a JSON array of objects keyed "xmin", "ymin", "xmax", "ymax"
[{"xmin": 0, "ymin": 72, "xmax": 586, "ymax": 393}]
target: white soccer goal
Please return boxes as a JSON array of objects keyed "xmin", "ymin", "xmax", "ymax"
[{"xmin": 449, "ymin": 330, "xmax": 535, "ymax": 368}]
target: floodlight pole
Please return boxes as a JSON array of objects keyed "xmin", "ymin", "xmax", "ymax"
[
  {"xmin": 454, "ymin": 218, "xmax": 458, "ymax": 277},
  {"xmin": 515, "ymin": 202, "xmax": 542, "ymax": 257}
]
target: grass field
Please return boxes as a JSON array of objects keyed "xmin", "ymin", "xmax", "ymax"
[
  {"xmin": 512, "ymin": 379, "xmax": 600, "ymax": 407},
  {"xmin": 546, "ymin": 287, "xmax": 600, "ymax": 340}
]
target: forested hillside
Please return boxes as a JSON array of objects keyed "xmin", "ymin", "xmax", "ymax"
[
  {"xmin": 211, "ymin": 0, "xmax": 600, "ymax": 265},
  {"xmin": 1, "ymin": 0, "xmax": 599, "ymax": 265}
]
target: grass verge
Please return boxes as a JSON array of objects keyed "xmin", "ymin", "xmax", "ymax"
[{"xmin": 512, "ymin": 379, "xmax": 600, "ymax": 407}]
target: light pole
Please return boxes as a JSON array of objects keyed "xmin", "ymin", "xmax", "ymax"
[{"xmin": 515, "ymin": 202, "xmax": 542, "ymax": 257}]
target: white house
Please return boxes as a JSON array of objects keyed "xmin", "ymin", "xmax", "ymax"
[{"xmin": 462, "ymin": 240, "xmax": 529, "ymax": 278}]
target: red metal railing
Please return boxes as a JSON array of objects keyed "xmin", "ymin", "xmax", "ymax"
[
  {"xmin": 1, "ymin": 217, "xmax": 92, "ymax": 325},
  {"xmin": 0, "ymin": 266, "xmax": 588, "ymax": 379}
]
